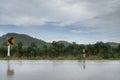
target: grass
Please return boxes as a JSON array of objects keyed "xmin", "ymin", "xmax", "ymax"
[
  {"xmin": 87, "ymin": 56, "xmax": 103, "ymax": 60},
  {"xmin": 0, "ymin": 55, "xmax": 120, "ymax": 60}
]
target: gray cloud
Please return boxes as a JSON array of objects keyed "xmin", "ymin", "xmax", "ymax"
[
  {"xmin": 0, "ymin": 0, "xmax": 120, "ymax": 26},
  {"xmin": 0, "ymin": 0, "xmax": 97, "ymax": 26},
  {"xmin": 0, "ymin": 0, "xmax": 120, "ymax": 42}
]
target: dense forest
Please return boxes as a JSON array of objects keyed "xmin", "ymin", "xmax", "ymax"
[{"xmin": 0, "ymin": 41, "xmax": 120, "ymax": 59}]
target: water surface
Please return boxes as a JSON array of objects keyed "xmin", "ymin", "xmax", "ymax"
[{"xmin": 0, "ymin": 60, "xmax": 120, "ymax": 80}]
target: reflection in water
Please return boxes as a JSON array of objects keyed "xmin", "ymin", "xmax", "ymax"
[
  {"xmin": 0, "ymin": 60, "xmax": 119, "ymax": 80},
  {"xmin": 7, "ymin": 61, "xmax": 14, "ymax": 80},
  {"xmin": 83, "ymin": 60, "xmax": 86, "ymax": 70}
]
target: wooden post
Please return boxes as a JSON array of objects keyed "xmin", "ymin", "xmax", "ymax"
[
  {"xmin": 7, "ymin": 45, "xmax": 10, "ymax": 56},
  {"xmin": 83, "ymin": 49, "xmax": 86, "ymax": 59}
]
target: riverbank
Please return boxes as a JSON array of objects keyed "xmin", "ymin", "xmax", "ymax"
[{"xmin": 0, "ymin": 56, "xmax": 120, "ymax": 60}]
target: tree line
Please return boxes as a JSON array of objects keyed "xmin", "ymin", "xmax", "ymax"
[{"xmin": 0, "ymin": 41, "xmax": 120, "ymax": 59}]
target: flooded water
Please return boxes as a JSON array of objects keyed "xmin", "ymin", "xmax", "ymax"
[{"xmin": 0, "ymin": 60, "xmax": 120, "ymax": 80}]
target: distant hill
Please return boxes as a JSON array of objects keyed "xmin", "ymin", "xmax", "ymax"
[
  {"xmin": 0, "ymin": 33, "xmax": 46, "ymax": 46},
  {"xmin": 56, "ymin": 41, "xmax": 71, "ymax": 46},
  {"xmin": 106, "ymin": 42, "xmax": 120, "ymax": 47},
  {"xmin": 0, "ymin": 33, "xmax": 119, "ymax": 47}
]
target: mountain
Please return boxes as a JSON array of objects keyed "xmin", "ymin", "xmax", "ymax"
[
  {"xmin": 0, "ymin": 33, "xmax": 46, "ymax": 46},
  {"xmin": 0, "ymin": 33, "xmax": 119, "ymax": 47},
  {"xmin": 56, "ymin": 41, "xmax": 71, "ymax": 46}
]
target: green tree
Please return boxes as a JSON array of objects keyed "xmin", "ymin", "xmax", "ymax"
[
  {"xmin": 17, "ymin": 42, "xmax": 23, "ymax": 57},
  {"xmin": 86, "ymin": 44, "xmax": 94, "ymax": 55},
  {"xmin": 0, "ymin": 46, "xmax": 7, "ymax": 57},
  {"xmin": 27, "ymin": 42, "xmax": 37, "ymax": 57}
]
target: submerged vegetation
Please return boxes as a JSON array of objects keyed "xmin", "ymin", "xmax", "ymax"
[{"xmin": 0, "ymin": 41, "xmax": 120, "ymax": 60}]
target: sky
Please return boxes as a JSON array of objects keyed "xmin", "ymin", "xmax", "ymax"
[{"xmin": 0, "ymin": 0, "xmax": 120, "ymax": 44}]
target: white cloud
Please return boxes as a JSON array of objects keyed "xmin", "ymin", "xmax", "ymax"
[
  {"xmin": 15, "ymin": 17, "xmax": 48, "ymax": 26},
  {"xmin": 0, "ymin": 0, "xmax": 120, "ymax": 43},
  {"xmin": 0, "ymin": 0, "xmax": 120, "ymax": 28},
  {"xmin": 0, "ymin": 0, "xmax": 99, "ymax": 26},
  {"xmin": 70, "ymin": 29, "xmax": 103, "ymax": 33}
]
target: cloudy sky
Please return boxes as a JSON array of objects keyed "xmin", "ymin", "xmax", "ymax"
[{"xmin": 0, "ymin": 0, "xmax": 120, "ymax": 44}]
